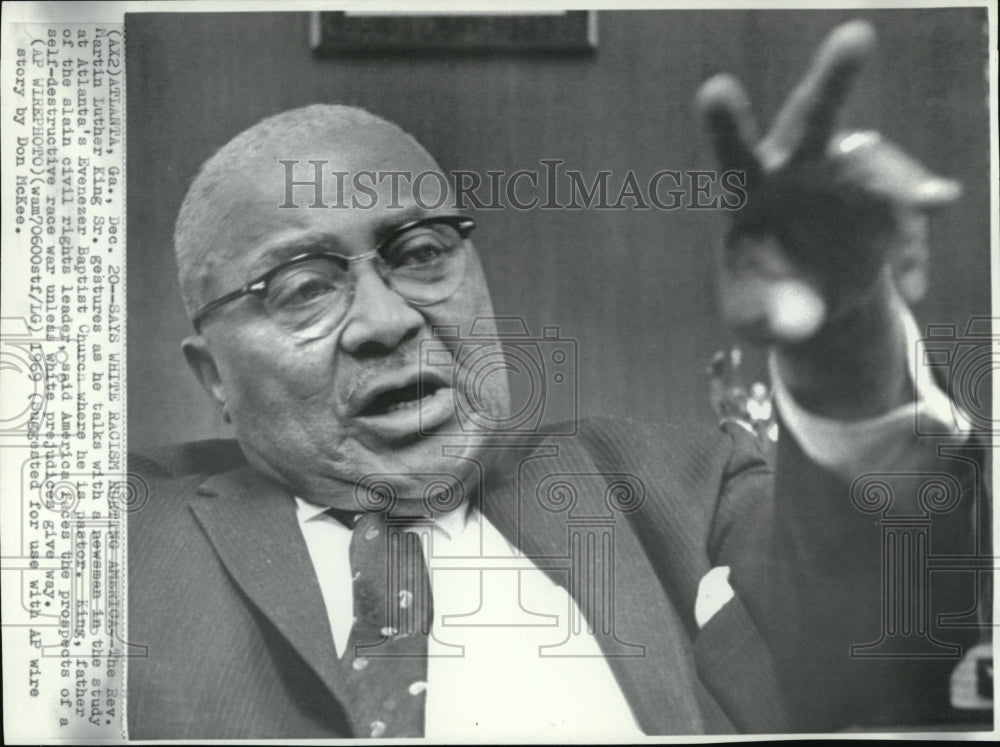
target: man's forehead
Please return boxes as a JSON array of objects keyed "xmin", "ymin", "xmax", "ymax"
[
  {"xmin": 174, "ymin": 105, "xmax": 457, "ymax": 315},
  {"xmin": 196, "ymin": 187, "xmax": 438, "ymax": 282},
  {"xmin": 251, "ymin": 120, "xmax": 439, "ymax": 173},
  {"xmin": 203, "ymin": 126, "xmax": 440, "ymax": 226},
  {"xmin": 234, "ymin": 204, "xmax": 435, "ymax": 275},
  {"xmin": 212, "ymin": 130, "xmax": 443, "ymax": 221},
  {"xmin": 191, "ymin": 164, "xmax": 456, "ymax": 300}
]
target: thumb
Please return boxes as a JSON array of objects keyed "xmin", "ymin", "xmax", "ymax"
[{"xmin": 718, "ymin": 235, "xmax": 827, "ymax": 345}]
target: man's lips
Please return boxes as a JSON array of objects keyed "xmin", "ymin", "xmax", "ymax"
[
  {"xmin": 349, "ymin": 371, "xmax": 455, "ymax": 441},
  {"xmin": 357, "ymin": 382, "xmax": 423, "ymax": 415}
]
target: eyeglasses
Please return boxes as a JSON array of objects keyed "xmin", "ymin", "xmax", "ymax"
[{"xmin": 191, "ymin": 215, "xmax": 476, "ymax": 339}]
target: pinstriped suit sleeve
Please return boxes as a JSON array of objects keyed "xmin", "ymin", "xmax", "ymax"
[{"xmin": 579, "ymin": 417, "xmax": 789, "ymax": 731}]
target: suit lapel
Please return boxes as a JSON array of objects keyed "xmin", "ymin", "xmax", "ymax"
[
  {"xmin": 185, "ymin": 440, "xmax": 746, "ymax": 735},
  {"xmin": 188, "ymin": 466, "xmax": 354, "ymax": 726},
  {"xmin": 481, "ymin": 441, "xmax": 707, "ymax": 734}
]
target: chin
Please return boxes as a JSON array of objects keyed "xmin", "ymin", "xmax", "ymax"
[{"xmin": 340, "ymin": 433, "xmax": 484, "ymax": 515}]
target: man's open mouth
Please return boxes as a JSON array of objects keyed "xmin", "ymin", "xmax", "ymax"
[{"xmin": 357, "ymin": 377, "xmax": 447, "ymax": 417}]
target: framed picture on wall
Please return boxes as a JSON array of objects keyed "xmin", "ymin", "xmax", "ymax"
[{"xmin": 310, "ymin": 10, "xmax": 598, "ymax": 55}]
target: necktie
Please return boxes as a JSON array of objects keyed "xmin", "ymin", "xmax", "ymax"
[{"xmin": 337, "ymin": 510, "xmax": 433, "ymax": 738}]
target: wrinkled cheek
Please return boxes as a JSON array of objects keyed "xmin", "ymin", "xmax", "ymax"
[
  {"xmin": 228, "ymin": 380, "xmax": 293, "ymax": 450},
  {"xmin": 427, "ymin": 273, "xmax": 513, "ymax": 426},
  {"xmin": 228, "ymin": 384, "xmax": 350, "ymax": 488},
  {"xmin": 449, "ymin": 257, "xmax": 495, "ymax": 328},
  {"xmin": 443, "ymin": 343, "xmax": 511, "ymax": 434},
  {"xmin": 218, "ymin": 352, "xmax": 308, "ymax": 441}
]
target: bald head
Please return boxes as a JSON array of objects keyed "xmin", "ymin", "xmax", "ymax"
[{"xmin": 174, "ymin": 104, "xmax": 441, "ymax": 318}]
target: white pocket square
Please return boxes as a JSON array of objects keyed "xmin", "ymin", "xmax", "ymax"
[{"xmin": 695, "ymin": 565, "xmax": 735, "ymax": 629}]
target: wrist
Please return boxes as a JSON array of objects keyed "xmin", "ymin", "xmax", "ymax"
[{"xmin": 772, "ymin": 268, "xmax": 912, "ymax": 420}]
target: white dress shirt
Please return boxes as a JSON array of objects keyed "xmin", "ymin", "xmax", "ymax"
[
  {"xmin": 295, "ymin": 498, "xmax": 643, "ymax": 740},
  {"xmin": 769, "ymin": 300, "xmax": 971, "ymax": 481}
]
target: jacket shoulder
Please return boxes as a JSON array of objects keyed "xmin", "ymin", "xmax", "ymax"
[
  {"xmin": 126, "ymin": 440, "xmax": 248, "ymax": 575},
  {"xmin": 577, "ymin": 415, "xmax": 771, "ymax": 494},
  {"xmin": 129, "ymin": 438, "xmax": 247, "ymax": 478}
]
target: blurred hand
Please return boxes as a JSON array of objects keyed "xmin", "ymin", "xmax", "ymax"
[{"xmin": 696, "ymin": 20, "xmax": 960, "ymax": 347}]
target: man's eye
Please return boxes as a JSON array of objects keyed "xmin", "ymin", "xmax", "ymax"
[
  {"xmin": 269, "ymin": 268, "xmax": 339, "ymax": 308},
  {"xmin": 397, "ymin": 243, "xmax": 444, "ymax": 267},
  {"xmin": 384, "ymin": 231, "xmax": 456, "ymax": 270}
]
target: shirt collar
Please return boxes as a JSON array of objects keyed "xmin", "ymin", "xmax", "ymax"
[
  {"xmin": 293, "ymin": 495, "xmax": 474, "ymax": 540},
  {"xmin": 295, "ymin": 496, "xmax": 334, "ymax": 522}
]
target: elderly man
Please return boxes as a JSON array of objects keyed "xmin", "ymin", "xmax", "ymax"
[{"xmin": 127, "ymin": 21, "xmax": 988, "ymax": 738}]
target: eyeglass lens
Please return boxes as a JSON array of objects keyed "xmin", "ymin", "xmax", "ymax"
[{"xmin": 266, "ymin": 221, "xmax": 469, "ymax": 339}]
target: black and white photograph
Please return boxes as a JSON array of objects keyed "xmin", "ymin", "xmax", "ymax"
[{"xmin": 0, "ymin": 1, "xmax": 996, "ymax": 742}]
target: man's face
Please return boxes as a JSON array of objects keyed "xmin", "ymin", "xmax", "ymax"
[{"xmin": 186, "ymin": 125, "xmax": 510, "ymax": 508}]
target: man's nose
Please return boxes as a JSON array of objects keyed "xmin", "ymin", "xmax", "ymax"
[{"xmin": 338, "ymin": 269, "xmax": 424, "ymax": 355}]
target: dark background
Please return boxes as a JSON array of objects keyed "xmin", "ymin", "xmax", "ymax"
[{"xmin": 126, "ymin": 8, "xmax": 991, "ymax": 450}]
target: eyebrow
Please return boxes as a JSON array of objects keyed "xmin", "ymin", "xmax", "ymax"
[
  {"xmin": 251, "ymin": 233, "xmax": 343, "ymax": 271},
  {"xmin": 371, "ymin": 206, "xmax": 431, "ymax": 245}
]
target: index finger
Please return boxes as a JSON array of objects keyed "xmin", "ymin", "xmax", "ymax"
[
  {"xmin": 695, "ymin": 73, "xmax": 762, "ymax": 181},
  {"xmin": 758, "ymin": 20, "xmax": 876, "ymax": 169}
]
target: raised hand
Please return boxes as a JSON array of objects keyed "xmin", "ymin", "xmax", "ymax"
[{"xmin": 696, "ymin": 20, "xmax": 960, "ymax": 347}]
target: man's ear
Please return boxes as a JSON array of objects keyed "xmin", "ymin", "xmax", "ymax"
[{"xmin": 182, "ymin": 335, "xmax": 227, "ymax": 410}]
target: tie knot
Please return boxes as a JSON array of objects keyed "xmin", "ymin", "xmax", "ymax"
[
  {"xmin": 322, "ymin": 505, "xmax": 360, "ymax": 529},
  {"xmin": 348, "ymin": 511, "xmax": 431, "ymax": 591}
]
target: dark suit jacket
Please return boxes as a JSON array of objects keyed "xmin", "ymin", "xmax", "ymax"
[
  {"xmin": 127, "ymin": 417, "xmax": 989, "ymax": 738},
  {"xmin": 127, "ymin": 420, "xmax": 788, "ymax": 738}
]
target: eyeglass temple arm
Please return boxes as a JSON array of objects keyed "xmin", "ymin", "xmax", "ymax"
[{"xmin": 191, "ymin": 280, "xmax": 265, "ymax": 332}]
